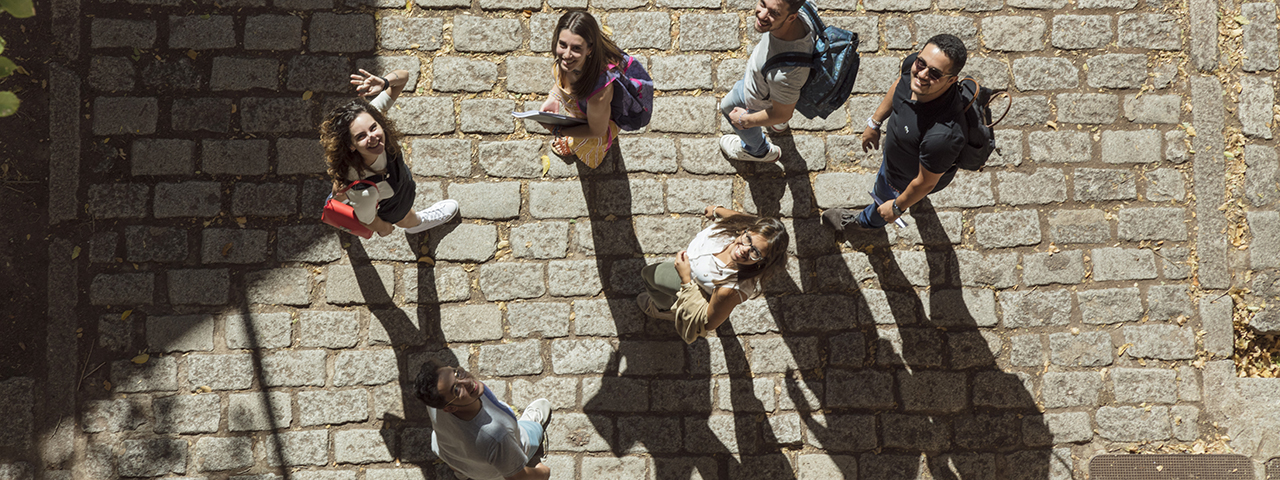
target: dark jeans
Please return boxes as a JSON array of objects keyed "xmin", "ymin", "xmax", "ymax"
[{"xmin": 857, "ymin": 161, "xmax": 902, "ymax": 229}]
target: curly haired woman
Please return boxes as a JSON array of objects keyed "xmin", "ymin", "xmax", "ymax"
[{"xmin": 321, "ymin": 69, "xmax": 458, "ymax": 236}]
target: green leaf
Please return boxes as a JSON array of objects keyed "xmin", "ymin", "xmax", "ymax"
[
  {"xmin": 0, "ymin": 91, "xmax": 19, "ymax": 117},
  {"xmin": 0, "ymin": 57, "xmax": 16, "ymax": 79},
  {"xmin": 0, "ymin": 0, "xmax": 35, "ymax": 18},
  {"xmin": 0, "ymin": 36, "xmax": 7, "ymax": 56}
]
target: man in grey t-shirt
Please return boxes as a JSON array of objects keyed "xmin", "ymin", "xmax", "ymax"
[
  {"xmin": 719, "ymin": 0, "xmax": 815, "ymax": 163},
  {"xmin": 415, "ymin": 360, "xmax": 552, "ymax": 480}
]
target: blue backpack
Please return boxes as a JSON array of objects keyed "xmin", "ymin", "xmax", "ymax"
[
  {"xmin": 761, "ymin": 2, "xmax": 860, "ymax": 120},
  {"xmin": 577, "ymin": 54, "xmax": 655, "ymax": 131}
]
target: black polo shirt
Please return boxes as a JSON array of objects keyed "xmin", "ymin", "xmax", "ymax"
[{"xmin": 881, "ymin": 53, "xmax": 965, "ymax": 192}]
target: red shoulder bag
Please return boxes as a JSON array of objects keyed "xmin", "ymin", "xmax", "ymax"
[{"xmin": 321, "ymin": 180, "xmax": 378, "ymax": 239}]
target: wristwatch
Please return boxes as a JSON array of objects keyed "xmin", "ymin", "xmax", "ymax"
[{"xmin": 891, "ymin": 199, "xmax": 904, "ymax": 216}]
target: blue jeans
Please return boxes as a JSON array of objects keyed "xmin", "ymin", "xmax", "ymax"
[
  {"xmin": 719, "ymin": 80, "xmax": 770, "ymax": 157},
  {"xmin": 520, "ymin": 420, "xmax": 544, "ymax": 459},
  {"xmin": 857, "ymin": 161, "xmax": 901, "ymax": 229}
]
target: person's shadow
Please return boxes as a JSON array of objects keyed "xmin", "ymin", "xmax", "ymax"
[{"xmin": 736, "ymin": 136, "xmax": 1055, "ymax": 479}]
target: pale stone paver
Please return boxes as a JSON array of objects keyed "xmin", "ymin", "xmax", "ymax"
[{"xmin": 13, "ymin": 0, "xmax": 1280, "ymax": 479}]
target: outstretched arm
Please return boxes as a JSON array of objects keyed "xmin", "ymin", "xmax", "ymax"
[
  {"xmin": 504, "ymin": 463, "xmax": 551, "ymax": 480},
  {"xmin": 351, "ymin": 69, "xmax": 410, "ymax": 102}
]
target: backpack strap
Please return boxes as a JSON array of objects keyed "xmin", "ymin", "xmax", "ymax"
[
  {"xmin": 799, "ymin": 1, "xmax": 827, "ymax": 42},
  {"xmin": 762, "ymin": 51, "xmax": 818, "ymax": 72},
  {"xmin": 988, "ymin": 91, "xmax": 1012, "ymax": 127},
  {"xmin": 958, "ymin": 77, "xmax": 1012, "ymax": 128}
]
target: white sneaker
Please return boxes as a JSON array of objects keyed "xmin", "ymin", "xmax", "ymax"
[
  {"xmin": 520, "ymin": 399, "xmax": 552, "ymax": 429},
  {"xmin": 719, "ymin": 135, "xmax": 781, "ymax": 163},
  {"xmin": 404, "ymin": 199, "xmax": 459, "ymax": 234},
  {"xmin": 768, "ymin": 123, "xmax": 789, "ymax": 133}
]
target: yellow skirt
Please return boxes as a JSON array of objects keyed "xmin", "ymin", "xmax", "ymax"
[{"xmin": 564, "ymin": 120, "xmax": 619, "ymax": 169}]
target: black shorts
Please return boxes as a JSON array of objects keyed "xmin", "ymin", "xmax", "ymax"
[{"xmin": 374, "ymin": 152, "xmax": 416, "ymax": 223}]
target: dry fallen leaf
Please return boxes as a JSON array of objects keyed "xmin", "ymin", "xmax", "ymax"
[
  {"xmin": 417, "ymin": 256, "xmax": 435, "ymax": 265},
  {"xmin": 71, "ymin": 246, "xmax": 81, "ymax": 259},
  {"xmin": 1117, "ymin": 343, "xmax": 1133, "ymax": 356},
  {"xmin": 302, "ymin": 91, "xmax": 314, "ymax": 100},
  {"xmin": 121, "ymin": 310, "xmax": 133, "ymax": 320},
  {"xmin": 222, "ymin": 242, "xmax": 234, "ymax": 257},
  {"xmin": 541, "ymin": 155, "xmax": 551, "ymax": 177},
  {"xmin": 131, "ymin": 354, "xmax": 150, "ymax": 364},
  {"xmin": 103, "ymin": 381, "xmax": 112, "ymax": 391}
]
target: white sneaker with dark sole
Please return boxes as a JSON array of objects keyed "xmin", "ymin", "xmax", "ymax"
[
  {"xmin": 521, "ymin": 399, "xmax": 552, "ymax": 429},
  {"xmin": 404, "ymin": 199, "xmax": 459, "ymax": 234},
  {"xmin": 719, "ymin": 135, "xmax": 781, "ymax": 163}
]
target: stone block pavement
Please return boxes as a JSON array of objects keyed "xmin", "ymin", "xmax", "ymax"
[{"xmin": 5, "ymin": 0, "xmax": 1280, "ymax": 478}]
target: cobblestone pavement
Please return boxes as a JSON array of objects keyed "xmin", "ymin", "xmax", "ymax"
[{"xmin": 3, "ymin": 0, "xmax": 1280, "ymax": 478}]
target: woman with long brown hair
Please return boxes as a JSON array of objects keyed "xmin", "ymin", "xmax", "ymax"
[
  {"xmin": 321, "ymin": 69, "xmax": 458, "ymax": 236},
  {"xmin": 638, "ymin": 205, "xmax": 790, "ymax": 343},
  {"xmin": 538, "ymin": 11, "xmax": 647, "ymax": 169}
]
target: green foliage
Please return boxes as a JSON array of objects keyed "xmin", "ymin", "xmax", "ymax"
[
  {"xmin": 0, "ymin": 92, "xmax": 17, "ymax": 117},
  {"xmin": 0, "ymin": 0, "xmax": 33, "ymax": 117},
  {"xmin": 0, "ymin": 0, "xmax": 35, "ymax": 18}
]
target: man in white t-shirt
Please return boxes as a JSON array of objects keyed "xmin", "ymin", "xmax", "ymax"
[
  {"xmin": 414, "ymin": 360, "xmax": 552, "ymax": 480},
  {"xmin": 719, "ymin": 0, "xmax": 816, "ymax": 163}
]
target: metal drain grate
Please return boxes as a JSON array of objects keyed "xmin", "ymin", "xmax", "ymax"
[
  {"xmin": 1090, "ymin": 454, "xmax": 1253, "ymax": 479},
  {"xmin": 1267, "ymin": 457, "xmax": 1280, "ymax": 479}
]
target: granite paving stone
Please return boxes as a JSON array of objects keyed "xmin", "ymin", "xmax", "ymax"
[
  {"xmin": 1086, "ymin": 54, "xmax": 1146, "ymax": 88},
  {"xmin": 245, "ymin": 15, "xmax": 302, "ymax": 51},
  {"xmin": 310, "ymin": 13, "xmax": 375, "ymax": 52},
  {"xmin": 432, "ymin": 57, "xmax": 498, "ymax": 93},
  {"xmin": 1123, "ymin": 94, "xmax": 1181, "ymax": 124},
  {"xmin": 261, "ymin": 350, "xmax": 327, "ymax": 387},
  {"xmin": 914, "ymin": 15, "xmax": 978, "ymax": 50},
  {"xmin": 650, "ymin": 55, "xmax": 714, "ymax": 91},
  {"xmin": 453, "ymin": 16, "xmax": 521, "ymax": 53},
  {"xmin": 110, "ymin": 356, "xmax": 178, "ymax": 393},
  {"xmin": 334, "ymin": 429, "xmax": 394, "ymax": 464},
  {"xmin": 440, "ymin": 304, "xmax": 504, "ymax": 342},
  {"xmin": 187, "ymin": 353, "xmax": 253, "ymax": 390},
  {"xmin": 649, "ymin": 96, "xmax": 718, "ymax": 133},
  {"xmin": 448, "ymin": 182, "xmax": 520, "ymax": 220},
  {"xmin": 996, "ymin": 169, "xmax": 1066, "ymax": 205},
  {"xmin": 91, "ymin": 19, "xmax": 156, "ymax": 48},
  {"xmin": 608, "ymin": 13, "xmax": 672, "ymax": 50},
  {"xmin": 429, "ymin": 223, "xmax": 497, "ymax": 262},
  {"xmin": 1123, "ymin": 324, "xmax": 1195, "ymax": 360},
  {"xmin": 929, "ymin": 171, "xmax": 994, "ymax": 208},
  {"xmin": 1147, "ymin": 284, "xmax": 1193, "ymax": 321},
  {"xmin": 974, "ymin": 210, "xmax": 1040, "ymax": 248},
  {"xmin": 1091, "ymin": 248, "xmax": 1158, "ymax": 281},
  {"xmin": 1111, "ymin": 368, "xmax": 1177, "ymax": 404},
  {"xmin": 245, "ymin": 268, "xmax": 313, "ymax": 305},
  {"xmin": 385, "ymin": 97, "xmax": 454, "ymax": 135},
  {"xmin": 211, "ymin": 59, "xmax": 280, "ymax": 91},
  {"xmin": 1165, "ymin": 129, "xmax": 1190, "ymax": 164},
  {"xmin": 88, "ymin": 56, "xmax": 135, "ymax": 92},
  {"xmin": 1243, "ymin": 2, "xmax": 1279, "ymax": 72},
  {"xmin": 1073, "ymin": 168, "xmax": 1137, "ymax": 201},
  {"xmin": 131, "ymin": 139, "xmax": 195, "ymax": 176},
  {"xmin": 1244, "ymin": 145, "xmax": 1279, "ymax": 206},
  {"xmin": 1023, "ymin": 250, "xmax": 1085, "ymax": 286},
  {"xmin": 379, "ymin": 16, "xmax": 443, "ymax": 51},
  {"xmin": 1001, "ymin": 289, "xmax": 1073, "ymax": 327},
  {"xmin": 169, "ymin": 15, "xmax": 234, "ymax": 49},
  {"xmin": 511, "ymin": 222, "xmax": 570, "ymax": 259},
  {"xmin": 194, "ymin": 436, "xmax": 254, "ymax": 472},
  {"xmin": 1042, "ymin": 372, "xmax": 1102, "ymax": 408},
  {"xmin": 298, "ymin": 390, "xmax": 369, "ymax": 427},
  {"xmin": 1117, "ymin": 207, "xmax": 1186, "ymax": 241},
  {"xmin": 228, "ymin": 391, "xmax": 292, "ymax": 431},
  {"xmin": 261, "ymin": 431, "xmax": 329, "ymax": 466},
  {"xmin": 1145, "ymin": 168, "xmax": 1186, "ymax": 202},
  {"xmin": 1047, "ymin": 209, "xmax": 1110, "ymax": 244},
  {"xmin": 547, "ymin": 260, "xmax": 603, "ymax": 297},
  {"xmin": 171, "ymin": 98, "xmax": 232, "ymax": 132},
  {"xmin": 479, "ymin": 341, "xmax": 544, "ymax": 377},
  {"xmin": 118, "ymin": 439, "xmax": 187, "ymax": 477},
  {"xmin": 1010, "ymin": 334, "xmax": 1044, "ymax": 367},
  {"xmin": 1077, "ymin": 287, "xmax": 1143, "ymax": 324},
  {"xmin": 1239, "ymin": 76, "xmax": 1275, "ymax": 139},
  {"xmin": 1097, "ymin": 406, "xmax": 1171, "ymax": 441},
  {"xmin": 299, "ymin": 311, "xmax": 360, "ymax": 348},
  {"xmin": 285, "ymin": 56, "xmax": 351, "ymax": 93},
  {"xmin": 1012, "ymin": 57, "xmax": 1078, "ymax": 91},
  {"xmin": 618, "ymin": 137, "xmax": 679, "ymax": 173},
  {"xmin": 93, "ymin": 97, "xmax": 157, "ymax": 135},
  {"xmin": 479, "ymin": 263, "xmax": 546, "ymax": 301},
  {"xmin": 153, "ymin": 393, "xmax": 221, "ymax": 433},
  {"xmin": 1028, "ymin": 131, "xmax": 1090, "ymax": 163},
  {"xmin": 679, "ymin": 14, "xmax": 740, "ymax": 51},
  {"xmin": 1100, "ymin": 130, "xmax": 1161, "ymax": 164},
  {"xmin": 147, "ymin": 314, "xmax": 214, "ymax": 352},
  {"xmin": 981, "ymin": 16, "xmax": 1045, "ymax": 52},
  {"xmin": 333, "ymin": 349, "xmax": 399, "ymax": 386},
  {"xmin": 851, "ymin": 57, "xmax": 900, "ymax": 94},
  {"xmin": 1117, "ymin": 14, "xmax": 1181, "ymax": 50},
  {"xmin": 1050, "ymin": 331, "xmax": 1113, "ymax": 367}
]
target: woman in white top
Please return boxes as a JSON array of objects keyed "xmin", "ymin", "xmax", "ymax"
[
  {"xmin": 638, "ymin": 205, "xmax": 790, "ymax": 343},
  {"xmin": 320, "ymin": 69, "xmax": 458, "ymax": 236}
]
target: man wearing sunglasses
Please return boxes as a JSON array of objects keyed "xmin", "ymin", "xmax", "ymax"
[
  {"xmin": 823, "ymin": 34, "xmax": 969, "ymax": 233},
  {"xmin": 718, "ymin": 0, "xmax": 815, "ymax": 163},
  {"xmin": 414, "ymin": 360, "xmax": 553, "ymax": 480}
]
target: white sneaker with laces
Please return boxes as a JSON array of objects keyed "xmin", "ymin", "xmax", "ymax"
[
  {"xmin": 520, "ymin": 399, "xmax": 552, "ymax": 428},
  {"xmin": 404, "ymin": 199, "xmax": 459, "ymax": 234},
  {"xmin": 768, "ymin": 123, "xmax": 788, "ymax": 133},
  {"xmin": 719, "ymin": 135, "xmax": 781, "ymax": 163}
]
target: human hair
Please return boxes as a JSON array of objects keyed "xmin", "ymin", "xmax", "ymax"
[
  {"xmin": 711, "ymin": 216, "xmax": 790, "ymax": 284},
  {"xmin": 781, "ymin": 0, "xmax": 806, "ymax": 14},
  {"xmin": 319, "ymin": 99, "xmax": 401, "ymax": 190},
  {"xmin": 551, "ymin": 11, "xmax": 625, "ymax": 99},
  {"xmin": 925, "ymin": 34, "xmax": 968, "ymax": 75},
  {"xmin": 412, "ymin": 358, "xmax": 450, "ymax": 409}
]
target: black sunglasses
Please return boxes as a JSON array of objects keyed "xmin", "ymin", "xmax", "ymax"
[{"xmin": 914, "ymin": 56, "xmax": 955, "ymax": 82}]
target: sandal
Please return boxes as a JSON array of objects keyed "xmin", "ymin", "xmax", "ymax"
[{"xmin": 551, "ymin": 137, "xmax": 574, "ymax": 157}]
